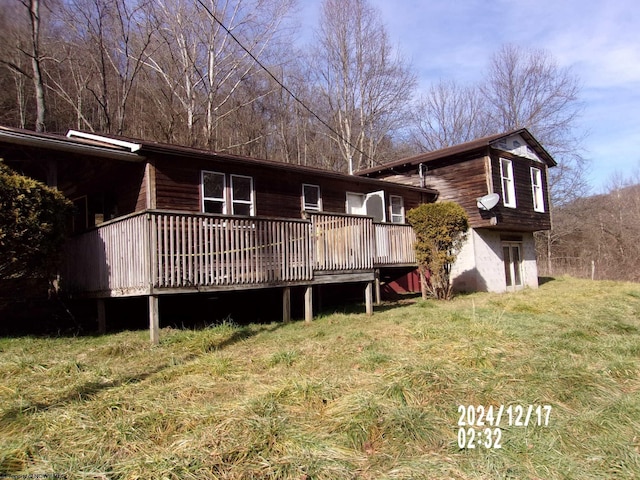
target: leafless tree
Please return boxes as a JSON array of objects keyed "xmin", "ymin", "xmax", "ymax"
[
  {"xmin": 141, "ymin": 0, "xmax": 294, "ymax": 149},
  {"xmin": 411, "ymin": 79, "xmax": 491, "ymax": 151},
  {"xmin": 55, "ymin": 0, "xmax": 156, "ymax": 135},
  {"xmin": 482, "ymin": 44, "xmax": 588, "ymax": 205},
  {"xmin": 0, "ymin": 0, "xmax": 48, "ymax": 131},
  {"xmin": 311, "ymin": 0, "xmax": 416, "ymax": 172}
]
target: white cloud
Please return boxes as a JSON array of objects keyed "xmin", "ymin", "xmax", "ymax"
[{"xmin": 298, "ymin": 0, "xmax": 640, "ymax": 191}]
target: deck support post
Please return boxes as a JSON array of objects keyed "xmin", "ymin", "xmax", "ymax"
[
  {"xmin": 282, "ymin": 287, "xmax": 291, "ymax": 323},
  {"xmin": 97, "ymin": 299, "xmax": 106, "ymax": 334},
  {"xmin": 304, "ymin": 285, "xmax": 313, "ymax": 323},
  {"xmin": 365, "ymin": 281, "xmax": 374, "ymax": 316},
  {"xmin": 149, "ymin": 295, "xmax": 159, "ymax": 345},
  {"xmin": 374, "ymin": 269, "xmax": 382, "ymax": 306}
]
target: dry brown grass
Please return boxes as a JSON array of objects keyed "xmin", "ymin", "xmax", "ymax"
[{"xmin": 1, "ymin": 276, "xmax": 640, "ymax": 479}]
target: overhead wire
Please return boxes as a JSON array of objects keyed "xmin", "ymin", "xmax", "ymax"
[{"xmin": 194, "ymin": 0, "xmax": 402, "ymax": 175}]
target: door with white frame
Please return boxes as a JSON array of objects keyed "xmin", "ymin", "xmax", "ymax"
[
  {"xmin": 502, "ymin": 242, "xmax": 523, "ymax": 290},
  {"xmin": 345, "ymin": 190, "xmax": 386, "ymax": 222}
]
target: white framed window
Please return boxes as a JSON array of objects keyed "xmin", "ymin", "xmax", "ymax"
[
  {"xmin": 302, "ymin": 184, "xmax": 322, "ymax": 211},
  {"xmin": 500, "ymin": 158, "xmax": 516, "ymax": 208},
  {"xmin": 530, "ymin": 167, "xmax": 545, "ymax": 213},
  {"xmin": 390, "ymin": 195, "xmax": 405, "ymax": 223},
  {"xmin": 230, "ymin": 174, "xmax": 254, "ymax": 216},
  {"xmin": 202, "ymin": 171, "xmax": 226, "ymax": 214}
]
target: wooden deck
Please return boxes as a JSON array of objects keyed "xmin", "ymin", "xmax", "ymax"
[
  {"xmin": 63, "ymin": 210, "xmax": 417, "ymax": 343},
  {"xmin": 63, "ymin": 210, "xmax": 417, "ymax": 297}
]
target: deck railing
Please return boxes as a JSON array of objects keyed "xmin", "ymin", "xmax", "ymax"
[
  {"xmin": 63, "ymin": 210, "xmax": 417, "ymax": 296},
  {"xmin": 308, "ymin": 212, "xmax": 375, "ymax": 271},
  {"xmin": 374, "ymin": 223, "xmax": 417, "ymax": 266},
  {"xmin": 152, "ymin": 212, "xmax": 313, "ymax": 288},
  {"xmin": 64, "ymin": 213, "xmax": 151, "ymax": 295}
]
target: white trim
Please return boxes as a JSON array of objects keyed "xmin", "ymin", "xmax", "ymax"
[
  {"xmin": 502, "ymin": 241, "xmax": 524, "ymax": 290},
  {"xmin": 346, "ymin": 192, "xmax": 366, "ymax": 215},
  {"xmin": 530, "ymin": 167, "xmax": 545, "ymax": 213},
  {"xmin": 302, "ymin": 183, "xmax": 322, "ymax": 211},
  {"xmin": 201, "ymin": 170, "xmax": 227, "ymax": 214},
  {"xmin": 500, "ymin": 158, "xmax": 516, "ymax": 208},
  {"xmin": 66, "ymin": 130, "xmax": 142, "ymax": 152},
  {"xmin": 230, "ymin": 174, "xmax": 255, "ymax": 216},
  {"xmin": 365, "ymin": 190, "xmax": 386, "ymax": 223},
  {"xmin": 389, "ymin": 195, "xmax": 405, "ymax": 223}
]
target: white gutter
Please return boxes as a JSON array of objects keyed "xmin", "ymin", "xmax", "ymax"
[
  {"xmin": 0, "ymin": 128, "xmax": 143, "ymax": 162},
  {"xmin": 66, "ymin": 130, "xmax": 142, "ymax": 152}
]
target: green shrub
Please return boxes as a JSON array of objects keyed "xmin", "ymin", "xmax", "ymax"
[
  {"xmin": 406, "ymin": 202, "xmax": 469, "ymax": 300},
  {"xmin": 0, "ymin": 161, "xmax": 72, "ymax": 282}
]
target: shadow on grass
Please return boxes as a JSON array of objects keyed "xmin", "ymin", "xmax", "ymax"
[
  {"xmin": 0, "ymin": 367, "xmax": 164, "ymax": 427},
  {"xmin": 538, "ymin": 276, "xmax": 555, "ymax": 286}
]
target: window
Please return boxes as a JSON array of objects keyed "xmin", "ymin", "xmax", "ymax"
[
  {"xmin": 302, "ymin": 184, "xmax": 321, "ymax": 211},
  {"xmin": 390, "ymin": 195, "xmax": 405, "ymax": 223},
  {"xmin": 531, "ymin": 167, "xmax": 545, "ymax": 212},
  {"xmin": 202, "ymin": 171, "xmax": 226, "ymax": 214},
  {"xmin": 201, "ymin": 171, "xmax": 255, "ymax": 216},
  {"xmin": 230, "ymin": 174, "xmax": 254, "ymax": 216},
  {"xmin": 503, "ymin": 242, "xmax": 523, "ymax": 289},
  {"xmin": 500, "ymin": 158, "xmax": 516, "ymax": 208}
]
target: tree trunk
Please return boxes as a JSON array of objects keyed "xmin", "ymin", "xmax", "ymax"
[{"xmin": 28, "ymin": 0, "xmax": 46, "ymax": 132}]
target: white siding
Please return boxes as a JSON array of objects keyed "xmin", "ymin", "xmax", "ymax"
[{"xmin": 451, "ymin": 229, "xmax": 538, "ymax": 293}]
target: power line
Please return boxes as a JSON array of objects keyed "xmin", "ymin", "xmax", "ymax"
[{"xmin": 194, "ymin": 0, "xmax": 395, "ymax": 173}]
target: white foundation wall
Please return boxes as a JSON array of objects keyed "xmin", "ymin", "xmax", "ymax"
[{"xmin": 451, "ymin": 229, "xmax": 539, "ymax": 293}]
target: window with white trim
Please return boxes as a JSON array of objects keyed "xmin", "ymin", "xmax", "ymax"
[
  {"xmin": 390, "ymin": 195, "xmax": 405, "ymax": 223},
  {"xmin": 230, "ymin": 174, "xmax": 254, "ymax": 216},
  {"xmin": 202, "ymin": 171, "xmax": 227, "ymax": 214},
  {"xmin": 302, "ymin": 184, "xmax": 321, "ymax": 211},
  {"xmin": 500, "ymin": 158, "xmax": 516, "ymax": 208},
  {"xmin": 530, "ymin": 167, "xmax": 545, "ymax": 212}
]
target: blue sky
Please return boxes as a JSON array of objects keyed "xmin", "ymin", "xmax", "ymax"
[{"xmin": 298, "ymin": 0, "xmax": 640, "ymax": 193}]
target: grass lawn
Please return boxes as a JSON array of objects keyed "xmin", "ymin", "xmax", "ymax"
[{"xmin": 1, "ymin": 276, "xmax": 639, "ymax": 479}]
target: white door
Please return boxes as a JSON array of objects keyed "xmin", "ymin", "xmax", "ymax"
[{"xmin": 503, "ymin": 242, "xmax": 523, "ymax": 289}]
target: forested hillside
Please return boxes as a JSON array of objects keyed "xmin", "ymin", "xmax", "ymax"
[{"xmin": 542, "ymin": 180, "xmax": 640, "ymax": 282}]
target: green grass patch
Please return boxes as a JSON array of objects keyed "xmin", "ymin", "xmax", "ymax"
[{"xmin": 1, "ymin": 277, "xmax": 640, "ymax": 478}]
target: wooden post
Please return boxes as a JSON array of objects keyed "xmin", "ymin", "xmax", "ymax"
[
  {"xmin": 304, "ymin": 285, "xmax": 313, "ymax": 323},
  {"xmin": 374, "ymin": 269, "xmax": 381, "ymax": 306},
  {"xmin": 149, "ymin": 295, "xmax": 159, "ymax": 345},
  {"xmin": 283, "ymin": 287, "xmax": 291, "ymax": 323},
  {"xmin": 365, "ymin": 281, "xmax": 374, "ymax": 316},
  {"xmin": 97, "ymin": 299, "xmax": 106, "ymax": 334}
]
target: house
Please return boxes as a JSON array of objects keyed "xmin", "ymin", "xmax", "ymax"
[
  {"xmin": 0, "ymin": 126, "xmax": 555, "ymax": 341},
  {"xmin": 357, "ymin": 128, "xmax": 556, "ymax": 293},
  {"xmin": 0, "ymin": 126, "xmax": 436, "ymax": 342}
]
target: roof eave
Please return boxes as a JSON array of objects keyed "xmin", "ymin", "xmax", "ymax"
[{"xmin": 0, "ymin": 127, "xmax": 144, "ymax": 162}]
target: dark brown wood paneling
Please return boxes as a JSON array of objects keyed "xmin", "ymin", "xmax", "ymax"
[
  {"xmin": 489, "ymin": 152, "xmax": 551, "ymax": 231},
  {"xmin": 152, "ymin": 154, "xmax": 428, "ymax": 221},
  {"xmin": 421, "ymin": 156, "xmax": 493, "ymax": 229}
]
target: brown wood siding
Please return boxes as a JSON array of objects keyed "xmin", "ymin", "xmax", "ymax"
[
  {"xmin": 364, "ymin": 157, "xmax": 490, "ymax": 228},
  {"xmin": 153, "ymin": 155, "xmax": 427, "ymax": 221},
  {"xmin": 57, "ymin": 158, "xmax": 145, "ymax": 225},
  {"xmin": 419, "ymin": 156, "xmax": 494, "ymax": 229},
  {"xmin": 489, "ymin": 152, "xmax": 551, "ymax": 231},
  {"xmin": 365, "ymin": 149, "xmax": 552, "ymax": 232}
]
